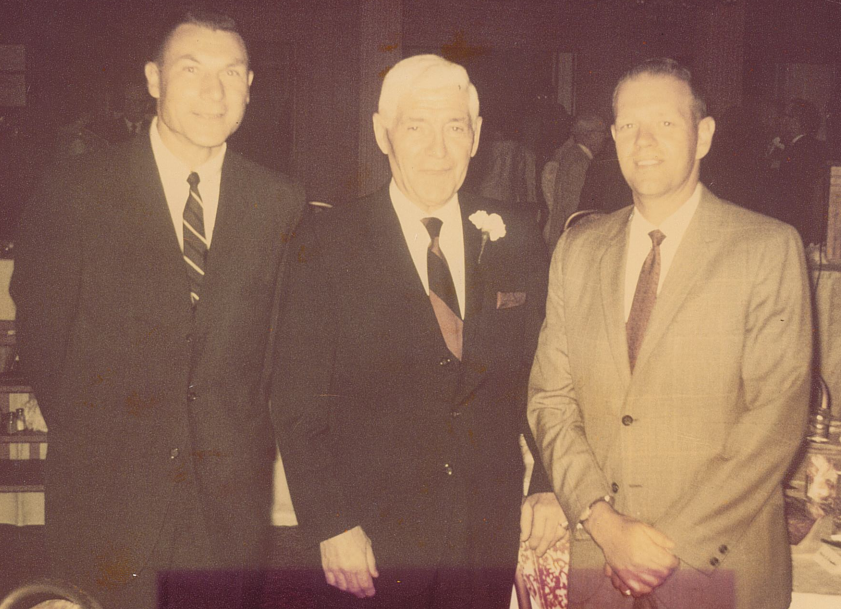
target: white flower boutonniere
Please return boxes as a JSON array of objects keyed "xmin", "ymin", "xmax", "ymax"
[{"xmin": 469, "ymin": 210, "xmax": 506, "ymax": 263}]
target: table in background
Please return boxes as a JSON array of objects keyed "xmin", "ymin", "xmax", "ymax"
[{"xmin": 0, "ymin": 375, "xmax": 45, "ymax": 526}]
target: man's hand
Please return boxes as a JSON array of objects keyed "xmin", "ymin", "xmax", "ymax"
[
  {"xmin": 520, "ymin": 492, "xmax": 569, "ymax": 557},
  {"xmin": 584, "ymin": 502, "xmax": 678, "ymax": 596},
  {"xmin": 319, "ymin": 525, "xmax": 379, "ymax": 598}
]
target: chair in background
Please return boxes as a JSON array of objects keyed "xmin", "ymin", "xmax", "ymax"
[
  {"xmin": 562, "ymin": 209, "xmax": 605, "ymax": 233},
  {"xmin": 0, "ymin": 580, "xmax": 100, "ymax": 609}
]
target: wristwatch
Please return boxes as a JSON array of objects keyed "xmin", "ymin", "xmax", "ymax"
[{"xmin": 576, "ymin": 494, "xmax": 613, "ymax": 530}]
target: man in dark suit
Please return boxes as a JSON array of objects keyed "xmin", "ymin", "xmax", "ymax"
[
  {"xmin": 272, "ymin": 54, "xmax": 565, "ymax": 609},
  {"xmin": 777, "ymin": 97, "xmax": 829, "ymax": 244},
  {"xmin": 91, "ymin": 81, "xmax": 153, "ymax": 144},
  {"xmin": 11, "ymin": 8, "xmax": 305, "ymax": 609}
]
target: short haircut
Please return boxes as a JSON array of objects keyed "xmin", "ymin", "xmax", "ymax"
[
  {"xmin": 787, "ymin": 98, "xmax": 822, "ymax": 136},
  {"xmin": 571, "ymin": 114, "xmax": 606, "ymax": 137},
  {"xmin": 377, "ymin": 54, "xmax": 480, "ymax": 126},
  {"xmin": 151, "ymin": 5, "xmax": 246, "ymax": 66},
  {"xmin": 612, "ymin": 58, "xmax": 707, "ymax": 124}
]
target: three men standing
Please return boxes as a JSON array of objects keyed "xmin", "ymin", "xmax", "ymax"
[
  {"xmin": 12, "ymin": 8, "xmax": 304, "ymax": 609},
  {"xmin": 273, "ymin": 54, "xmax": 563, "ymax": 609},
  {"xmin": 528, "ymin": 58, "xmax": 811, "ymax": 609}
]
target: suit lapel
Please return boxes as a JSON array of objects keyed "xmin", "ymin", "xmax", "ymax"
[
  {"xmin": 631, "ymin": 189, "xmax": 719, "ymax": 374},
  {"xmin": 364, "ymin": 187, "xmax": 446, "ymax": 354},
  {"xmin": 121, "ymin": 137, "xmax": 193, "ymax": 321},
  {"xmin": 452, "ymin": 193, "xmax": 491, "ymax": 406},
  {"xmin": 459, "ymin": 193, "xmax": 485, "ymax": 360},
  {"xmin": 196, "ymin": 152, "xmax": 245, "ymax": 324},
  {"xmin": 599, "ymin": 209, "xmax": 633, "ymax": 388}
]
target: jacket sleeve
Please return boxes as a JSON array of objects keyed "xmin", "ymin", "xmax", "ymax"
[
  {"xmin": 518, "ymin": 211, "xmax": 553, "ymax": 495},
  {"xmin": 270, "ymin": 215, "xmax": 360, "ymax": 544},
  {"xmin": 10, "ymin": 161, "xmax": 84, "ymax": 426},
  {"xmin": 528, "ymin": 231, "xmax": 613, "ymax": 524}
]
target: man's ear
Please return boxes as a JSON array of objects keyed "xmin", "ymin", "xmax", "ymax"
[
  {"xmin": 695, "ymin": 116, "xmax": 716, "ymax": 160},
  {"xmin": 372, "ymin": 113, "xmax": 392, "ymax": 156},
  {"xmin": 246, "ymin": 70, "xmax": 254, "ymax": 104},
  {"xmin": 611, "ymin": 124, "xmax": 617, "ymax": 142},
  {"xmin": 144, "ymin": 62, "xmax": 161, "ymax": 100},
  {"xmin": 470, "ymin": 116, "xmax": 483, "ymax": 158}
]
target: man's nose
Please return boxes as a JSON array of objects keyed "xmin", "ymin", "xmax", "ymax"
[
  {"xmin": 200, "ymin": 73, "xmax": 224, "ymax": 101},
  {"xmin": 426, "ymin": 130, "xmax": 447, "ymax": 158},
  {"xmin": 634, "ymin": 126, "xmax": 655, "ymax": 147}
]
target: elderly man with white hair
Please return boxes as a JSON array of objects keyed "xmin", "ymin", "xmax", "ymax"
[{"xmin": 272, "ymin": 54, "xmax": 565, "ymax": 608}]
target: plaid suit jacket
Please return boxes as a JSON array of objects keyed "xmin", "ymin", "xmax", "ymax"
[{"xmin": 529, "ymin": 186, "xmax": 812, "ymax": 609}]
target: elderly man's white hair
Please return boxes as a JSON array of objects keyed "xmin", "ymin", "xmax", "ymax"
[{"xmin": 377, "ymin": 54, "xmax": 480, "ymax": 126}]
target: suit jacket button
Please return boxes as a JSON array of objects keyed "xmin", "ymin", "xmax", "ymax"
[
  {"xmin": 710, "ymin": 557, "xmax": 720, "ymax": 567},
  {"xmin": 719, "ymin": 545, "xmax": 728, "ymax": 554},
  {"xmin": 186, "ymin": 333, "xmax": 193, "ymax": 343},
  {"xmin": 622, "ymin": 415, "xmax": 634, "ymax": 426},
  {"xmin": 451, "ymin": 411, "xmax": 462, "ymax": 418},
  {"xmin": 170, "ymin": 448, "xmax": 180, "ymax": 459},
  {"xmin": 187, "ymin": 391, "xmax": 197, "ymax": 402},
  {"xmin": 439, "ymin": 356, "xmax": 452, "ymax": 367},
  {"xmin": 611, "ymin": 482, "xmax": 619, "ymax": 493},
  {"xmin": 444, "ymin": 463, "xmax": 453, "ymax": 476}
]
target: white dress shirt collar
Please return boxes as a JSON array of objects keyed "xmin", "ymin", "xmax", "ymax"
[
  {"xmin": 389, "ymin": 179, "xmax": 466, "ymax": 318},
  {"xmin": 149, "ymin": 117, "xmax": 225, "ymax": 250},
  {"xmin": 624, "ymin": 183, "xmax": 702, "ymax": 320}
]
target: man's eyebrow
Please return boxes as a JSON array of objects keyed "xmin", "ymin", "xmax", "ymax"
[
  {"xmin": 172, "ymin": 53, "xmax": 200, "ymax": 63},
  {"xmin": 170, "ymin": 54, "xmax": 248, "ymax": 69}
]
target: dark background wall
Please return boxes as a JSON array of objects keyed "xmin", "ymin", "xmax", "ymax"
[{"xmin": 1, "ymin": 0, "xmax": 840, "ymax": 235}]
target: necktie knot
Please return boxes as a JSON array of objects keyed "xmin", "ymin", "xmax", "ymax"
[
  {"xmin": 649, "ymin": 229, "xmax": 666, "ymax": 248},
  {"xmin": 422, "ymin": 217, "xmax": 443, "ymax": 239},
  {"xmin": 187, "ymin": 172, "xmax": 201, "ymax": 189}
]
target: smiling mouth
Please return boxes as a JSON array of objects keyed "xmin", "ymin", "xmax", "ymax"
[
  {"xmin": 635, "ymin": 159, "xmax": 660, "ymax": 167},
  {"xmin": 195, "ymin": 112, "xmax": 225, "ymax": 120}
]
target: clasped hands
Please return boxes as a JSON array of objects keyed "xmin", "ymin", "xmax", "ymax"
[
  {"xmin": 319, "ymin": 492, "xmax": 569, "ymax": 598},
  {"xmin": 584, "ymin": 501, "xmax": 680, "ymax": 598}
]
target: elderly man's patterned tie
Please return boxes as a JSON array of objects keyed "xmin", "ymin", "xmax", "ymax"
[
  {"xmin": 626, "ymin": 229, "xmax": 666, "ymax": 372},
  {"xmin": 183, "ymin": 172, "xmax": 208, "ymax": 307},
  {"xmin": 422, "ymin": 217, "xmax": 463, "ymax": 360}
]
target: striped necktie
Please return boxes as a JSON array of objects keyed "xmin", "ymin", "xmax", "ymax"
[
  {"xmin": 626, "ymin": 229, "xmax": 666, "ymax": 371},
  {"xmin": 183, "ymin": 172, "xmax": 208, "ymax": 307},
  {"xmin": 422, "ymin": 217, "xmax": 463, "ymax": 360}
]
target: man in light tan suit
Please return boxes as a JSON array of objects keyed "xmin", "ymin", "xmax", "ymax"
[{"xmin": 528, "ymin": 58, "xmax": 812, "ymax": 609}]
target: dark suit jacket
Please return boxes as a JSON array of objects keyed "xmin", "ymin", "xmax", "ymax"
[
  {"xmin": 777, "ymin": 134, "xmax": 828, "ymax": 243},
  {"xmin": 577, "ymin": 147, "xmax": 633, "ymax": 215},
  {"xmin": 11, "ymin": 136, "xmax": 305, "ymax": 594},
  {"xmin": 90, "ymin": 116, "xmax": 153, "ymax": 145},
  {"xmin": 272, "ymin": 187, "xmax": 550, "ymax": 596}
]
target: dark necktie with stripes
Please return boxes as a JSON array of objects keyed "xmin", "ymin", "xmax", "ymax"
[
  {"xmin": 422, "ymin": 217, "xmax": 463, "ymax": 360},
  {"xmin": 626, "ymin": 229, "xmax": 666, "ymax": 371},
  {"xmin": 183, "ymin": 172, "xmax": 207, "ymax": 307}
]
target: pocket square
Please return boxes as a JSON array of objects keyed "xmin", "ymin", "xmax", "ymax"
[{"xmin": 497, "ymin": 291, "xmax": 526, "ymax": 309}]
